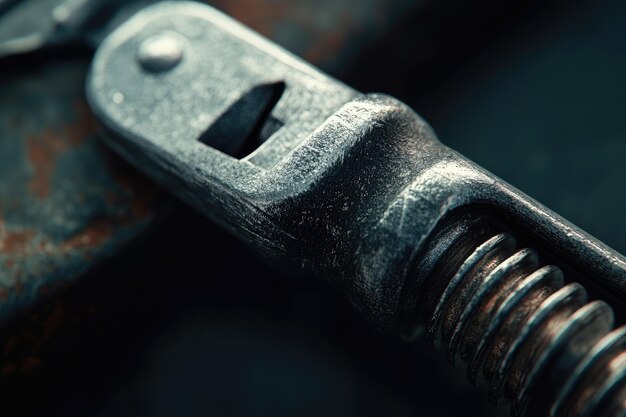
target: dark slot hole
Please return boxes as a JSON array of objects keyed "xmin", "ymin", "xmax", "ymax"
[{"xmin": 198, "ymin": 81, "xmax": 285, "ymax": 158}]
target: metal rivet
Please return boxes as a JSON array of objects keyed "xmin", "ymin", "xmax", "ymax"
[
  {"xmin": 137, "ymin": 34, "xmax": 184, "ymax": 73},
  {"xmin": 112, "ymin": 92, "xmax": 125, "ymax": 104}
]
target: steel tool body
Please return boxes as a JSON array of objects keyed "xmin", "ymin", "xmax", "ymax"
[{"xmin": 84, "ymin": 3, "xmax": 626, "ymax": 416}]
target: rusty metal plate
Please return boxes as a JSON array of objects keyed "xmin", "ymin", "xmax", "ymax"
[{"xmin": 0, "ymin": 58, "xmax": 161, "ymax": 323}]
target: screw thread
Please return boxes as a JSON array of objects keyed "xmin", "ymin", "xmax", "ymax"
[{"xmin": 421, "ymin": 227, "xmax": 626, "ymax": 417}]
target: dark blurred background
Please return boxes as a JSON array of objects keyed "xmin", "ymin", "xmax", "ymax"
[{"xmin": 0, "ymin": 0, "xmax": 625, "ymax": 416}]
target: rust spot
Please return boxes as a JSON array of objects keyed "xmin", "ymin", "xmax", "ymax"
[
  {"xmin": 0, "ymin": 227, "xmax": 35, "ymax": 254},
  {"xmin": 4, "ymin": 258, "xmax": 15, "ymax": 269},
  {"xmin": 26, "ymin": 100, "xmax": 97, "ymax": 199},
  {"xmin": 27, "ymin": 131, "xmax": 68, "ymax": 199},
  {"xmin": 60, "ymin": 219, "xmax": 113, "ymax": 251}
]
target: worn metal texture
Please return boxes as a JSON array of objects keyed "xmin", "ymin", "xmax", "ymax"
[
  {"xmin": 88, "ymin": 0, "xmax": 626, "ymax": 332},
  {"xmin": 0, "ymin": 0, "xmax": 423, "ymax": 328},
  {"xmin": 0, "ymin": 58, "xmax": 159, "ymax": 323},
  {"xmin": 0, "ymin": 0, "xmax": 588, "ymax": 330},
  {"xmin": 0, "ymin": 2, "xmax": 522, "ymax": 415},
  {"xmin": 0, "ymin": 1, "xmax": 622, "ymax": 416},
  {"xmin": 1, "ymin": 1, "xmax": 623, "ymax": 416},
  {"xmin": 87, "ymin": 3, "xmax": 626, "ymax": 415}
]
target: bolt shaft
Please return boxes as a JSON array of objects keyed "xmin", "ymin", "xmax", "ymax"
[{"xmin": 413, "ymin": 212, "xmax": 626, "ymax": 417}]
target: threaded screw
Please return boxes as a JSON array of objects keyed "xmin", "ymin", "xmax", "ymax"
[{"xmin": 411, "ymin": 212, "xmax": 626, "ymax": 417}]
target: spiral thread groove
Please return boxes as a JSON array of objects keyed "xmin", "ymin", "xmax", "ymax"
[{"xmin": 423, "ymin": 230, "xmax": 626, "ymax": 417}]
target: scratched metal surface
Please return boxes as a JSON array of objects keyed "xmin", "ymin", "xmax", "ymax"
[
  {"xmin": 1, "ymin": 0, "xmax": 624, "ymax": 417},
  {"xmin": 0, "ymin": 0, "xmax": 415, "ymax": 323},
  {"xmin": 0, "ymin": 2, "xmax": 499, "ymax": 416}
]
